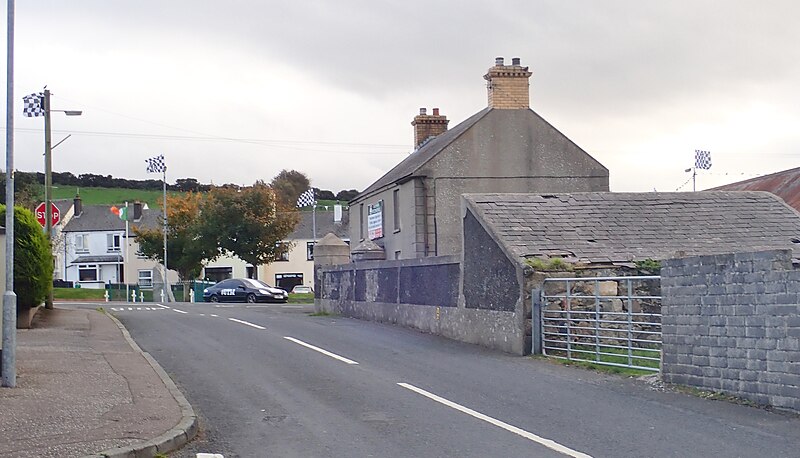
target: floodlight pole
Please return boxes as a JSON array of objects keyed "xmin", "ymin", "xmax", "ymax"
[{"xmin": 2, "ymin": 0, "xmax": 17, "ymax": 388}]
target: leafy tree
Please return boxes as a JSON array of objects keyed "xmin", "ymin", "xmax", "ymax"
[
  {"xmin": 0, "ymin": 205, "xmax": 52, "ymax": 307},
  {"xmin": 0, "ymin": 172, "xmax": 44, "ymax": 209},
  {"xmin": 314, "ymin": 188, "xmax": 336, "ymax": 201},
  {"xmin": 336, "ymin": 189, "xmax": 360, "ymax": 201},
  {"xmin": 199, "ymin": 182, "xmax": 299, "ymax": 279},
  {"xmin": 270, "ymin": 169, "xmax": 310, "ymax": 206},
  {"xmin": 134, "ymin": 192, "xmax": 216, "ymax": 281}
]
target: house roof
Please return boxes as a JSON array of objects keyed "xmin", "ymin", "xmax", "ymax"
[
  {"xmin": 709, "ymin": 166, "xmax": 800, "ymax": 213},
  {"xmin": 293, "ymin": 209, "xmax": 349, "ymax": 240},
  {"xmin": 62, "ymin": 205, "xmax": 162, "ymax": 232},
  {"xmin": 355, "ymin": 108, "xmax": 491, "ymax": 199},
  {"xmin": 464, "ymin": 191, "xmax": 800, "ymax": 265},
  {"xmin": 72, "ymin": 255, "xmax": 123, "ymax": 264}
]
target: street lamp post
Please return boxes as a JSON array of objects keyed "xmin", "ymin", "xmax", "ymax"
[{"xmin": 41, "ymin": 89, "xmax": 81, "ymax": 309}]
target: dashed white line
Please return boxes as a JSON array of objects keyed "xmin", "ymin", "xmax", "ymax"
[
  {"xmin": 228, "ymin": 317, "xmax": 266, "ymax": 330},
  {"xmin": 397, "ymin": 383, "xmax": 591, "ymax": 458},
  {"xmin": 210, "ymin": 314, "xmax": 219, "ymax": 317},
  {"xmin": 283, "ymin": 337, "xmax": 359, "ymax": 365},
  {"xmin": 172, "ymin": 308, "xmax": 188, "ymax": 314},
  {"xmin": 155, "ymin": 304, "xmax": 170, "ymax": 309}
]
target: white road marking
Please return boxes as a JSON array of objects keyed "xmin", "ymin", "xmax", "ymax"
[
  {"xmin": 397, "ymin": 383, "xmax": 592, "ymax": 458},
  {"xmin": 197, "ymin": 453, "xmax": 224, "ymax": 458},
  {"xmin": 172, "ymin": 309, "xmax": 188, "ymax": 314},
  {"xmin": 136, "ymin": 307, "xmax": 142, "ymax": 310},
  {"xmin": 228, "ymin": 318, "xmax": 266, "ymax": 330},
  {"xmin": 281, "ymin": 305, "xmax": 303, "ymax": 308},
  {"xmin": 128, "ymin": 307, "xmax": 133, "ymax": 311},
  {"xmin": 156, "ymin": 304, "xmax": 170, "ymax": 309},
  {"xmin": 245, "ymin": 305, "xmax": 270, "ymax": 308},
  {"xmin": 214, "ymin": 304, "xmax": 235, "ymax": 308},
  {"xmin": 283, "ymin": 337, "xmax": 359, "ymax": 365},
  {"xmin": 210, "ymin": 314, "xmax": 219, "ymax": 317},
  {"xmin": 198, "ymin": 313, "xmax": 206, "ymax": 316}
]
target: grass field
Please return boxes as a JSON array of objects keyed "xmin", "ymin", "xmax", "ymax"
[
  {"xmin": 51, "ymin": 186, "xmax": 178, "ymax": 207},
  {"xmin": 53, "ymin": 287, "xmax": 106, "ymax": 300}
]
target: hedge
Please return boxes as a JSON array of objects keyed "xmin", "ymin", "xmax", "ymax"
[{"xmin": 0, "ymin": 205, "xmax": 53, "ymax": 307}]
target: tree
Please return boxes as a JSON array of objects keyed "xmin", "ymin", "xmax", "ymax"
[
  {"xmin": 0, "ymin": 205, "xmax": 52, "ymax": 307},
  {"xmin": 270, "ymin": 169, "xmax": 310, "ymax": 206},
  {"xmin": 0, "ymin": 172, "xmax": 44, "ymax": 209},
  {"xmin": 336, "ymin": 189, "xmax": 360, "ymax": 202},
  {"xmin": 199, "ymin": 182, "xmax": 299, "ymax": 279},
  {"xmin": 315, "ymin": 188, "xmax": 336, "ymax": 201},
  {"xmin": 134, "ymin": 192, "xmax": 216, "ymax": 281}
]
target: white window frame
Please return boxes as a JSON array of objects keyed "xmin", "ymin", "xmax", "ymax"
[
  {"xmin": 276, "ymin": 241, "xmax": 290, "ymax": 261},
  {"xmin": 138, "ymin": 270, "xmax": 153, "ymax": 288},
  {"xmin": 307, "ymin": 242, "xmax": 315, "ymax": 261},
  {"xmin": 75, "ymin": 234, "xmax": 89, "ymax": 253},
  {"xmin": 78, "ymin": 264, "xmax": 99, "ymax": 282},
  {"xmin": 107, "ymin": 233, "xmax": 122, "ymax": 253}
]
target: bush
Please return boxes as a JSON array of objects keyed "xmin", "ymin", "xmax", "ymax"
[{"xmin": 0, "ymin": 205, "xmax": 53, "ymax": 307}]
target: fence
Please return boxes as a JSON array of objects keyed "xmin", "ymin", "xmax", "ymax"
[
  {"xmin": 535, "ymin": 275, "xmax": 662, "ymax": 372},
  {"xmin": 103, "ymin": 280, "xmax": 216, "ymax": 302}
]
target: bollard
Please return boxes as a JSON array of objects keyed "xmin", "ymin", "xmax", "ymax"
[
  {"xmin": 131, "ymin": 290, "xmax": 136, "ymax": 303},
  {"xmin": 104, "ymin": 290, "xmax": 109, "ymax": 302},
  {"xmin": 190, "ymin": 289, "xmax": 195, "ymax": 303},
  {"xmin": 160, "ymin": 290, "xmax": 165, "ymax": 303},
  {"xmin": 140, "ymin": 291, "xmax": 144, "ymax": 302}
]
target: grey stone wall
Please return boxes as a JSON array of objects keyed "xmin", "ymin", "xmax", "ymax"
[{"xmin": 661, "ymin": 249, "xmax": 800, "ymax": 412}]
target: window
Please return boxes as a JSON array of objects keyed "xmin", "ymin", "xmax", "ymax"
[
  {"xmin": 138, "ymin": 270, "xmax": 153, "ymax": 287},
  {"xmin": 78, "ymin": 264, "xmax": 99, "ymax": 281},
  {"xmin": 359, "ymin": 203, "xmax": 364, "ymax": 240},
  {"xmin": 393, "ymin": 189, "xmax": 400, "ymax": 232},
  {"xmin": 246, "ymin": 266, "xmax": 255, "ymax": 279},
  {"xmin": 75, "ymin": 234, "xmax": 89, "ymax": 253},
  {"xmin": 107, "ymin": 233, "xmax": 122, "ymax": 252},
  {"xmin": 307, "ymin": 242, "xmax": 315, "ymax": 261},
  {"xmin": 204, "ymin": 266, "xmax": 233, "ymax": 283},
  {"xmin": 276, "ymin": 242, "xmax": 290, "ymax": 261}
]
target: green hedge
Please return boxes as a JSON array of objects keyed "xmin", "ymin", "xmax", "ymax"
[{"xmin": 0, "ymin": 205, "xmax": 53, "ymax": 307}]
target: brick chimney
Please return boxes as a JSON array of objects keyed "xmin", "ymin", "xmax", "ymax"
[
  {"xmin": 484, "ymin": 56, "xmax": 533, "ymax": 109},
  {"xmin": 411, "ymin": 107, "xmax": 449, "ymax": 149}
]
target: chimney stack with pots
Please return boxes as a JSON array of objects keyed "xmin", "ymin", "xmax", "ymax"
[
  {"xmin": 411, "ymin": 107, "xmax": 449, "ymax": 149},
  {"xmin": 73, "ymin": 195, "xmax": 82, "ymax": 217},
  {"xmin": 484, "ymin": 56, "xmax": 533, "ymax": 109}
]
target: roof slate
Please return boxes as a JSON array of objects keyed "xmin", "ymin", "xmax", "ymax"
[
  {"xmin": 464, "ymin": 191, "xmax": 800, "ymax": 264},
  {"xmin": 62, "ymin": 205, "xmax": 162, "ymax": 232}
]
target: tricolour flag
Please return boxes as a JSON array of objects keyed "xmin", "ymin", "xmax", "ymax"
[
  {"xmin": 22, "ymin": 92, "xmax": 45, "ymax": 117},
  {"xmin": 296, "ymin": 189, "xmax": 316, "ymax": 207},
  {"xmin": 695, "ymin": 150, "xmax": 711, "ymax": 170},
  {"xmin": 118, "ymin": 206, "xmax": 129, "ymax": 221},
  {"xmin": 145, "ymin": 154, "xmax": 166, "ymax": 173}
]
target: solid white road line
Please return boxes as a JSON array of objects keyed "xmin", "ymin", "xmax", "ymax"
[
  {"xmin": 283, "ymin": 336, "xmax": 359, "ymax": 365},
  {"xmin": 210, "ymin": 314, "xmax": 219, "ymax": 317},
  {"xmin": 228, "ymin": 317, "xmax": 266, "ymax": 330},
  {"xmin": 155, "ymin": 304, "xmax": 170, "ymax": 309},
  {"xmin": 172, "ymin": 309, "xmax": 188, "ymax": 314},
  {"xmin": 397, "ymin": 383, "xmax": 592, "ymax": 458}
]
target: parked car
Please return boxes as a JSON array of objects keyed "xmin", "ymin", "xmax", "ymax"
[
  {"xmin": 203, "ymin": 278, "xmax": 288, "ymax": 303},
  {"xmin": 291, "ymin": 285, "xmax": 313, "ymax": 294}
]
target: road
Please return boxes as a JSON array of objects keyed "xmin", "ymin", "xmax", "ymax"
[{"xmin": 103, "ymin": 301, "xmax": 800, "ymax": 458}]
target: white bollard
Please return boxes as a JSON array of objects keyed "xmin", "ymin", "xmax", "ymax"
[
  {"xmin": 131, "ymin": 290, "xmax": 136, "ymax": 303},
  {"xmin": 140, "ymin": 291, "xmax": 144, "ymax": 302},
  {"xmin": 104, "ymin": 290, "xmax": 109, "ymax": 302},
  {"xmin": 160, "ymin": 290, "xmax": 165, "ymax": 303},
  {"xmin": 190, "ymin": 289, "xmax": 195, "ymax": 303}
]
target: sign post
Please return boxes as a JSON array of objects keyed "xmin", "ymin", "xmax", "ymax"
[{"xmin": 35, "ymin": 201, "xmax": 60, "ymax": 228}]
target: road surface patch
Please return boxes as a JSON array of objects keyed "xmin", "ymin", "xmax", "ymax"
[
  {"xmin": 397, "ymin": 383, "xmax": 592, "ymax": 458},
  {"xmin": 228, "ymin": 317, "xmax": 266, "ymax": 330},
  {"xmin": 283, "ymin": 336, "xmax": 359, "ymax": 365}
]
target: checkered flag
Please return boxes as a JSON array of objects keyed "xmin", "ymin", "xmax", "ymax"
[
  {"xmin": 22, "ymin": 92, "xmax": 45, "ymax": 117},
  {"xmin": 296, "ymin": 189, "xmax": 316, "ymax": 207},
  {"xmin": 145, "ymin": 154, "xmax": 166, "ymax": 173},
  {"xmin": 695, "ymin": 150, "xmax": 711, "ymax": 170}
]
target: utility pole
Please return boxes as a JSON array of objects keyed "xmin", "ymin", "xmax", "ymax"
[
  {"xmin": 2, "ymin": 0, "xmax": 17, "ymax": 388},
  {"xmin": 43, "ymin": 89, "xmax": 53, "ymax": 309}
]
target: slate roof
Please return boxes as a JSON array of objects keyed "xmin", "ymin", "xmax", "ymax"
[
  {"xmin": 293, "ymin": 209, "xmax": 349, "ymax": 240},
  {"xmin": 355, "ymin": 108, "xmax": 491, "ymax": 199},
  {"xmin": 464, "ymin": 191, "xmax": 800, "ymax": 265},
  {"xmin": 709, "ymin": 167, "xmax": 800, "ymax": 213},
  {"xmin": 62, "ymin": 205, "xmax": 162, "ymax": 232}
]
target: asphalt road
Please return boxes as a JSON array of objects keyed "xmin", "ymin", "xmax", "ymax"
[{"xmin": 104, "ymin": 301, "xmax": 800, "ymax": 458}]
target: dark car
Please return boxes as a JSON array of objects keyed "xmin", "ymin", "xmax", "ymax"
[{"xmin": 203, "ymin": 278, "xmax": 288, "ymax": 303}]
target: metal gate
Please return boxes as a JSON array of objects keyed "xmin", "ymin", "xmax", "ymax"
[{"xmin": 534, "ymin": 275, "xmax": 661, "ymax": 372}]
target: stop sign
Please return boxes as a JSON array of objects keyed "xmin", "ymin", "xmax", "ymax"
[{"xmin": 35, "ymin": 202, "xmax": 60, "ymax": 227}]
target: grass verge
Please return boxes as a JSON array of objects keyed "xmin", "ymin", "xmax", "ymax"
[{"xmin": 53, "ymin": 287, "xmax": 105, "ymax": 300}]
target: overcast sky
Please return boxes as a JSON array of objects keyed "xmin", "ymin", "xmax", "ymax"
[{"xmin": 2, "ymin": 1, "xmax": 798, "ymax": 194}]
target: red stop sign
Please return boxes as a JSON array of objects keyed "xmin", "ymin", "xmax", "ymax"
[{"xmin": 35, "ymin": 202, "xmax": 60, "ymax": 227}]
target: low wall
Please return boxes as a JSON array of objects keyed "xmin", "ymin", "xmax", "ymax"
[
  {"xmin": 316, "ymin": 255, "xmax": 527, "ymax": 354},
  {"xmin": 661, "ymin": 249, "xmax": 800, "ymax": 412}
]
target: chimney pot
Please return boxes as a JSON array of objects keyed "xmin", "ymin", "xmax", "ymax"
[
  {"xmin": 512, "ymin": 57, "xmax": 521, "ymax": 66},
  {"xmin": 73, "ymin": 195, "xmax": 82, "ymax": 217},
  {"xmin": 495, "ymin": 56, "xmax": 504, "ymax": 66},
  {"xmin": 419, "ymin": 107, "xmax": 427, "ymax": 115},
  {"xmin": 432, "ymin": 108, "xmax": 439, "ymax": 116}
]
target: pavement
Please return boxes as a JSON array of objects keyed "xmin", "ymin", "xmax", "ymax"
[{"xmin": 0, "ymin": 304, "xmax": 197, "ymax": 458}]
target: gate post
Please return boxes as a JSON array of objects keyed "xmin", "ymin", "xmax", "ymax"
[{"xmin": 532, "ymin": 288, "xmax": 542, "ymax": 355}]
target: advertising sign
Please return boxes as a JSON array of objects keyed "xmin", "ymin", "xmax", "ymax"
[{"xmin": 367, "ymin": 200, "xmax": 384, "ymax": 240}]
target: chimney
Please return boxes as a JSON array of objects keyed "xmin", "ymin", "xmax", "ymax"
[
  {"xmin": 133, "ymin": 201, "xmax": 143, "ymax": 221},
  {"xmin": 484, "ymin": 56, "xmax": 533, "ymax": 109},
  {"xmin": 411, "ymin": 107, "xmax": 449, "ymax": 149},
  {"xmin": 73, "ymin": 195, "xmax": 82, "ymax": 217}
]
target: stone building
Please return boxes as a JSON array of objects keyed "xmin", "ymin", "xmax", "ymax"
[{"xmin": 349, "ymin": 57, "xmax": 609, "ymax": 260}]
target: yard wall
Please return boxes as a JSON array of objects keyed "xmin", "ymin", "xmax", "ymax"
[{"xmin": 661, "ymin": 249, "xmax": 800, "ymax": 412}]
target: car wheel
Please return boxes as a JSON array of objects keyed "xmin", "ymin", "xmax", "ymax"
[
  {"xmin": 246, "ymin": 293, "xmax": 257, "ymax": 303},
  {"xmin": 210, "ymin": 295, "xmax": 219, "ymax": 303}
]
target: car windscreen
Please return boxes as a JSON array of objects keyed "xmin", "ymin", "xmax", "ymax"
[{"xmin": 242, "ymin": 278, "xmax": 273, "ymax": 289}]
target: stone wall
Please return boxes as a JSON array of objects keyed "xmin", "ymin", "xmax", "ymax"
[{"xmin": 661, "ymin": 249, "xmax": 800, "ymax": 412}]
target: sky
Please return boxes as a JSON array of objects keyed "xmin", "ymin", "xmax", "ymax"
[{"xmin": 2, "ymin": 1, "xmax": 798, "ymax": 194}]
